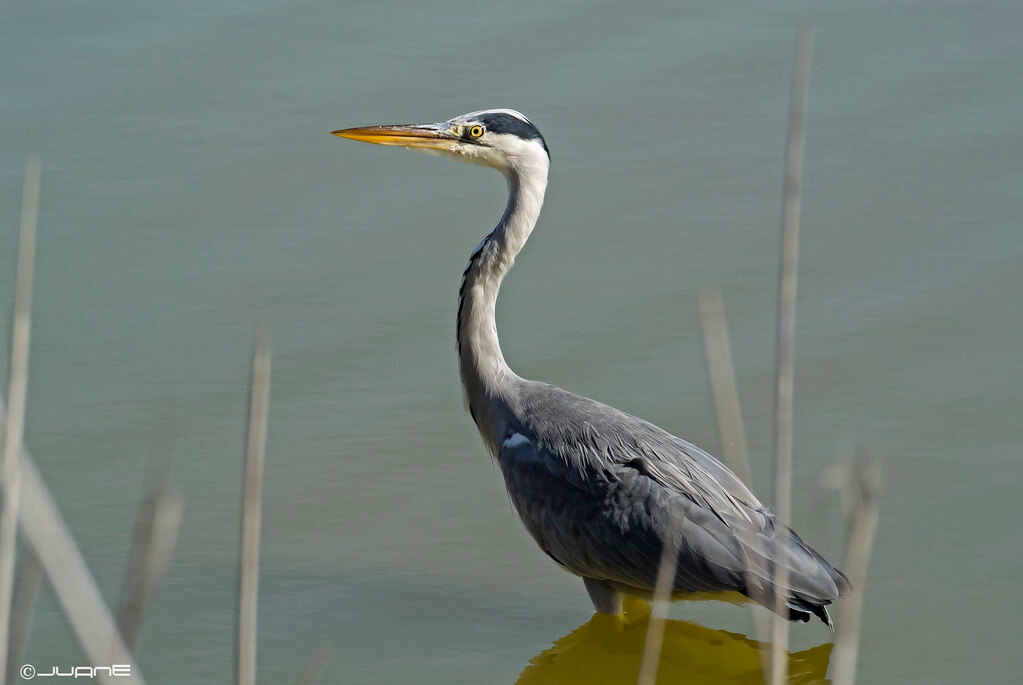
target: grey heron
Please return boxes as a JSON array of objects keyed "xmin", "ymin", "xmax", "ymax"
[{"xmin": 332, "ymin": 109, "xmax": 849, "ymax": 626}]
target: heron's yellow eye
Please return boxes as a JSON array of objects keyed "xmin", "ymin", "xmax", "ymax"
[{"xmin": 469, "ymin": 125, "xmax": 484, "ymax": 138}]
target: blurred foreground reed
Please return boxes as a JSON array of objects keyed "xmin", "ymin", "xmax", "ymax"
[
  {"xmin": 637, "ymin": 22, "xmax": 881, "ymax": 685},
  {"xmin": 0, "ymin": 161, "xmax": 327, "ymax": 684}
]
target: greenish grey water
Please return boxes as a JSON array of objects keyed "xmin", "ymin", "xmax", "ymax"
[{"xmin": 2, "ymin": 1, "xmax": 1021, "ymax": 682}]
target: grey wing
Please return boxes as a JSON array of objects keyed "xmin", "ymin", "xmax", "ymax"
[
  {"xmin": 497, "ymin": 413, "xmax": 848, "ymax": 621},
  {"xmin": 630, "ymin": 427, "xmax": 850, "ymax": 613},
  {"xmin": 497, "ymin": 430, "xmax": 750, "ymax": 595}
]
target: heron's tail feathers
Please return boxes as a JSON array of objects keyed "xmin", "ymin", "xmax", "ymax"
[
  {"xmin": 784, "ymin": 594, "xmax": 834, "ymax": 629},
  {"xmin": 738, "ymin": 516, "xmax": 850, "ymax": 627}
]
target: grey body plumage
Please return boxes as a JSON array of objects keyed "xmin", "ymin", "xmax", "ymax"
[
  {"xmin": 333, "ymin": 109, "xmax": 849, "ymax": 625},
  {"xmin": 500, "ymin": 380, "xmax": 847, "ymax": 624}
]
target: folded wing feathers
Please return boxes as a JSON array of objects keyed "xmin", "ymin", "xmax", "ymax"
[{"xmin": 513, "ymin": 383, "xmax": 848, "ymax": 613}]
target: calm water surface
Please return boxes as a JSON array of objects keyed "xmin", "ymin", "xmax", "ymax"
[{"xmin": 2, "ymin": 1, "xmax": 1021, "ymax": 682}]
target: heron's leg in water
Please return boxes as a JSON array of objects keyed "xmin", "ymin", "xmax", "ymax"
[{"xmin": 582, "ymin": 577, "xmax": 622, "ymax": 615}]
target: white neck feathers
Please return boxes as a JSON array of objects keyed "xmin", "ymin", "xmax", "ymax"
[{"xmin": 456, "ymin": 151, "xmax": 549, "ymax": 441}]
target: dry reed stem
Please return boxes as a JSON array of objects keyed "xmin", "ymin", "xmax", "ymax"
[
  {"xmin": 0, "ymin": 407, "xmax": 144, "ymax": 684},
  {"xmin": 0, "ymin": 159, "xmax": 142, "ymax": 685},
  {"xmin": 636, "ymin": 510, "xmax": 683, "ymax": 685},
  {"xmin": 831, "ymin": 455, "xmax": 880, "ymax": 685},
  {"xmin": 697, "ymin": 289, "xmax": 753, "ymax": 490},
  {"xmin": 236, "ymin": 328, "xmax": 271, "ymax": 685},
  {"xmin": 770, "ymin": 21, "xmax": 813, "ymax": 685},
  {"xmin": 292, "ymin": 645, "xmax": 332, "ymax": 685},
  {"xmin": 0, "ymin": 156, "xmax": 40, "ymax": 681},
  {"xmin": 117, "ymin": 437, "xmax": 181, "ymax": 649},
  {"xmin": 117, "ymin": 489, "xmax": 183, "ymax": 650},
  {"xmin": 5, "ymin": 549, "xmax": 41, "ymax": 682},
  {"xmin": 696, "ymin": 288, "xmax": 772, "ymax": 669}
]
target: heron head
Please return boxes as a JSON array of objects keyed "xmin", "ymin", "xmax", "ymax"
[{"xmin": 332, "ymin": 109, "xmax": 549, "ymax": 176}]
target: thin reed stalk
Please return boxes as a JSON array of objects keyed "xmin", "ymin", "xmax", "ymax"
[
  {"xmin": 697, "ymin": 289, "xmax": 753, "ymax": 490},
  {"xmin": 117, "ymin": 488, "xmax": 182, "ymax": 650},
  {"xmin": 770, "ymin": 21, "xmax": 813, "ymax": 685},
  {"xmin": 117, "ymin": 438, "xmax": 181, "ymax": 650},
  {"xmin": 236, "ymin": 328, "xmax": 271, "ymax": 685},
  {"xmin": 5, "ymin": 549, "xmax": 41, "ymax": 683},
  {"xmin": 636, "ymin": 510, "xmax": 683, "ymax": 685},
  {"xmin": 697, "ymin": 288, "xmax": 772, "ymax": 669},
  {"xmin": 0, "ymin": 157, "xmax": 144, "ymax": 685},
  {"xmin": 0, "ymin": 409, "xmax": 144, "ymax": 683},
  {"xmin": 292, "ymin": 645, "xmax": 332, "ymax": 685},
  {"xmin": 831, "ymin": 454, "xmax": 880, "ymax": 685},
  {"xmin": 0, "ymin": 157, "xmax": 40, "ymax": 681}
]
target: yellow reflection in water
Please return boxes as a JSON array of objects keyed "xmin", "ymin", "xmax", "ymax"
[{"xmin": 517, "ymin": 599, "xmax": 831, "ymax": 685}]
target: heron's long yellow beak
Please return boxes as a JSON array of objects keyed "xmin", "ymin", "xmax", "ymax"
[{"xmin": 331, "ymin": 123, "xmax": 457, "ymax": 151}]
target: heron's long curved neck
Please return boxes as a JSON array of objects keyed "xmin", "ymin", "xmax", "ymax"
[{"xmin": 457, "ymin": 163, "xmax": 547, "ymax": 442}]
